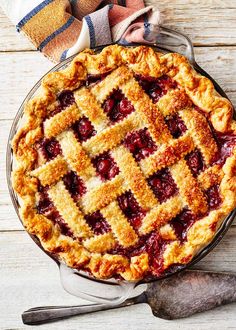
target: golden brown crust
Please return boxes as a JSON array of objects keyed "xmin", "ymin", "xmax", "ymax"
[{"xmin": 12, "ymin": 45, "xmax": 236, "ymax": 281}]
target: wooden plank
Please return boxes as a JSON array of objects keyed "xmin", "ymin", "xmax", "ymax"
[
  {"xmin": 0, "ymin": 52, "xmax": 52, "ymax": 121},
  {"xmin": 1, "ymin": 2, "xmax": 236, "ymax": 53},
  {"xmin": 1, "ymin": 229, "xmax": 236, "ymax": 329},
  {"xmin": 146, "ymin": 0, "xmax": 236, "ymax": 46},
  {"xmin": 0, "ymin": 7, "xmax": 35, "ymax": 51},
  {"xmin": 0, "ymin": 46, "xmax": 235, "ymax": 121}
]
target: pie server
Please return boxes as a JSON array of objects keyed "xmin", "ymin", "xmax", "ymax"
[
  {"xmin": 6, "ymin": 26, "xmax": 236, "ymax": 325},
  {"xmin": 22, "ymin": 270, "xmax": 236, "ymax": 324}
]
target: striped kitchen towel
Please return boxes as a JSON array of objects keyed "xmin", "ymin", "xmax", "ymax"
[{"xmin": 0, "ymin": 0, "xmax": 161, "ymax": 62}]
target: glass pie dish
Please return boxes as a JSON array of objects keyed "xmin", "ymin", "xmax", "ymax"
[{"xmin": 6, "ymin": 26, "xmax": 236, "ymax": 304}]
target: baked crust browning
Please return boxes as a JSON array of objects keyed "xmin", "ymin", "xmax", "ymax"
[{"xmin": 12, "ymin": 45, "xmax": 236, "ymax": 281}]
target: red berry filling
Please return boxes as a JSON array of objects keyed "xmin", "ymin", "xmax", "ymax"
[
  {"xmin": 46, "ymin": 91, "xmax": 75, "ymax": 119},
  {"xmin": 212, "ymin": 132, "xmax": 236, "ymax": 166},
  {"xmin": 85, "ymin": 211, "xmax": 111, "ymax": 235},
  {"xmin": 86, "ymin": 72, "xmax": 110, "ymax": 87},
  {"xmin": 170, "ymin": 209, "xmax": 196, "ymax": 242},
  {"xmin": 92, "ymin": 152, "xmax": 119, "ymax": 181},
  {"xmin": 117, "ymin": 191, "xmax": 145, "ymax": 229},
  {"xmin": 143, "ymin": 232, "xmax": 167, "ymax": 276},
  {"xmin": 103, "ymin": 89, "xmax": 135, "ymax": 123},
  {"xmin": 73, "ymin": 117, "xmax": 96, "ymax": 142},
  {"xmin": 48, "ymin": 105, "xmax": 63, "ymax": 118},
  {"xmin": 186, "ymin": 149, "xmax": 205, "ymax": 176},
  {"xmin": 148, "ymin": 169, "xmax": 178, "ymax": 203},
  {"xmin": 206, "ymin": 185, "xmax": 222, "ymax": 210},
  {"xmin": 109, "ymin": 231, "xmax": 168, "ymax": 276},
  {"xmin": 37, "ymin": 187, "xmax": 73, "ymax": 237},
  {"xmin": 165, "ymin": 114, "xmax": 187, "ymax": 138},
  {"xmin": 37, "ymin": 189, "xmax": 53, "ymax": 217},
  {"xmin": 63, "ymin": 171, "xmax": 86, "ymax": 201},
  {"xmin": 136, "ymin": 74, "xmax": 177, "ymax": 103},
  {"xmin": 58, "ymin": 90, "xmax": 75, "ymax": 108},
  {"xmin": 39, "ymin": 138, "xmax": 62, "ymax": 161},
  {"xmin": 124, "ymin": 128, "xmax": 157, "ymax": 161}
]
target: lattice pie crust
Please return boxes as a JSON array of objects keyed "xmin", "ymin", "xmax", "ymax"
[{"xmin": 12, "ymin": 45, "xmax": 236, "ymax": 281}]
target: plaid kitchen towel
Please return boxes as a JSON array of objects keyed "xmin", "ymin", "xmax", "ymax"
[{"xmin": 0, "ymin": 0, "xmax": 161, "ymax": 62}]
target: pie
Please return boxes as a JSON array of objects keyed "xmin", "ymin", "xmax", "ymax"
[{"xmin": 12, "ymin": 45, "xmax": 236, "ymax": 281}]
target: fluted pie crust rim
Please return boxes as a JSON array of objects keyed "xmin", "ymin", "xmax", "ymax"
[{"xmin": 12, "ymin": 45, "xmax": 236, "ymax": 281}]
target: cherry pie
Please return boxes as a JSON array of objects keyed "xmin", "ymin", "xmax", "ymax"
[{"xmin": 12, "ymin": 45, "xmax": 236, "ymax": 281}]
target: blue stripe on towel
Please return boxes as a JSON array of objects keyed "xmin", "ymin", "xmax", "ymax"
[
  {"xmin": 16, "ymin": 0, "xmax": 54, "ymax": 31},
  {"xmin": 118, "ymin": 38, "xmax": 131, "ymax": 45},
  {"xmin": 85, "ymin": 15, "xmax": 96, "ymax": 48},
  {"xmin": 143, "ymin": 14, "xmax": 150, "ymax": 40},
  {"xmin": 60, "ymin": 49, "xmax": 68, "ymax": 61},
  {"xmin": 38, "ymin": 17, "xmax": 75, "ymax": 51}
]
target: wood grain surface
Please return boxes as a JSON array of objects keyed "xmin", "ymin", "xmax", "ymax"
[{"xmin": 0, "ymin": 1, "xmax": 236, "ymax": 329}]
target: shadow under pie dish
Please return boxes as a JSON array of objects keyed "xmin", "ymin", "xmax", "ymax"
[{"xmin": 11, "ymin": 45, "xmax": 236, "ymax": 281}]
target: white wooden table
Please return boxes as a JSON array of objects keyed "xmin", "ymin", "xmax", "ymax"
[{"xmin": 1, "ymin": 1, "xmax": 236, "ymax": 329}]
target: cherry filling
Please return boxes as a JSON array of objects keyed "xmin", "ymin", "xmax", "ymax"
[
  {"xmin": 117, "ymin": 191, "xmax": 145, "ymax": 229},
  {"xmin": 186, "ymin": 149, "xmax": 205, "ymax": 176},
  {"xmin": 165, "ymin": 114, "xmax": 187, "ymax": 138},
  {"xmin": 212, "ymin": 131, "xmax": 236, "ymax": 166},
  {"xmin": 92, "ymin": 152, "xmax": 119, "ymax": 181},
  {"xmin": 73, "ymin": 117, "xmax": 96, "ymax": 142},
  {"xmin": 63, "ymin": 171, "xmax": 86, "ymax": 201},
  {"xmin": 103, "ymin": 89, "xmax": 135, "ymax": 123},
  {"xmin": 58, "ymin": 90, "xmax": 75, "ymax": 108},
  {"xmin": 206, "ymin": 185, "xmax": 222, "ymax": 210},
  {"xmin": 47, "ymin": 90, "xmax": 76, "ymax": 119},
  {"xmin": 124, "ymin": 128, "xmax": 157, "ymax": 161},
  {"xmin": 85, "ymin": 211, "xmax": 111, "ymax": 235},
  {"xmin": 39, "ymin": 138, "xmax": 62, "ymax": 161},
  {"xmin": 37, "ymin": 187, "xmax": 73, "ymax": 237},
  {"xmin": 148, "ymin": 169, "xmax": 178, "ymax": 203},
  {"xmin": 136, "ymin": 74, "xmax": 177, "ymax": 103},
  {"xmin": 86, "ymin": 72, "xmax": 110, "ymax": 87},
  {"xmin": 114, "ymin": 232, "xmax": 168, "ymax": 276},
  {"xmin": 170, "ymin": 209, "xmax": 197, "ymax": 242},
  {"xmin": 142, "ymin": 232, "xmax": 168, "ymax": 276},
  {"xmin": 109, "ymin": 231, "xmax": 168, "ymax": 276}
]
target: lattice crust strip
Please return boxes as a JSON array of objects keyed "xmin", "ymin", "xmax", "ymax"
[
  {"xmin": 170, "ymin": 159, "xmax": 208, "ymax": 215},
  {"xmin": 179, "ymin": 109, "xmax": 218, "ymax": 164},
  {"xmin": 74, "ymin": 87, "xmax": 109, "ymax": 132},
  {"xmin": 31, "ymin": 156, "xmax": 68, "ymax": 186},
  {"xmin": 84, "ymin": 232, "xmax": 116, "ymax": 253},
  {"xmin": 139, "ymin": 195, "xmax": 183, "ymax": 235},
  {"xmin": 90, "ymin": 65, "xmax": 133, "ymax": 104},
  {"xmin": 83, "ymin": 112, "xmax": 143, "ymax": 157},
  {"xmin": 48, "ymin": 181, "xmax": 92, "ymax": 238},
  {"xmin": 81, "ymin": 174, "xmax": 125, "ymax": 214},
  {"xmin": 101, "ymin": 201, "xmax": 138, "ymax": 248},
  {"xmin": 58, "ymin": 130, "xmax": 96, "ymax": 180},
  {"xmin": 44, "ymin": 104, "xmax": 81, "ymax": 138},
  {"xmin": 140, "ymin": 133, "xmax": 194, "ymax": 177},
  {"xmin": 156, "ymin": 88, "xmax": 192, "ymax": 117},
  {"xmin": 112, "ymin": 146, "xmax": 158, "ymax": 210},
  {"xmin": 121, "ymin": 78, "xmax": 172, "ymax": 145},
  {"xmin": 197, "ymin": 164, "xmax": 224, "ymax": 190}
]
